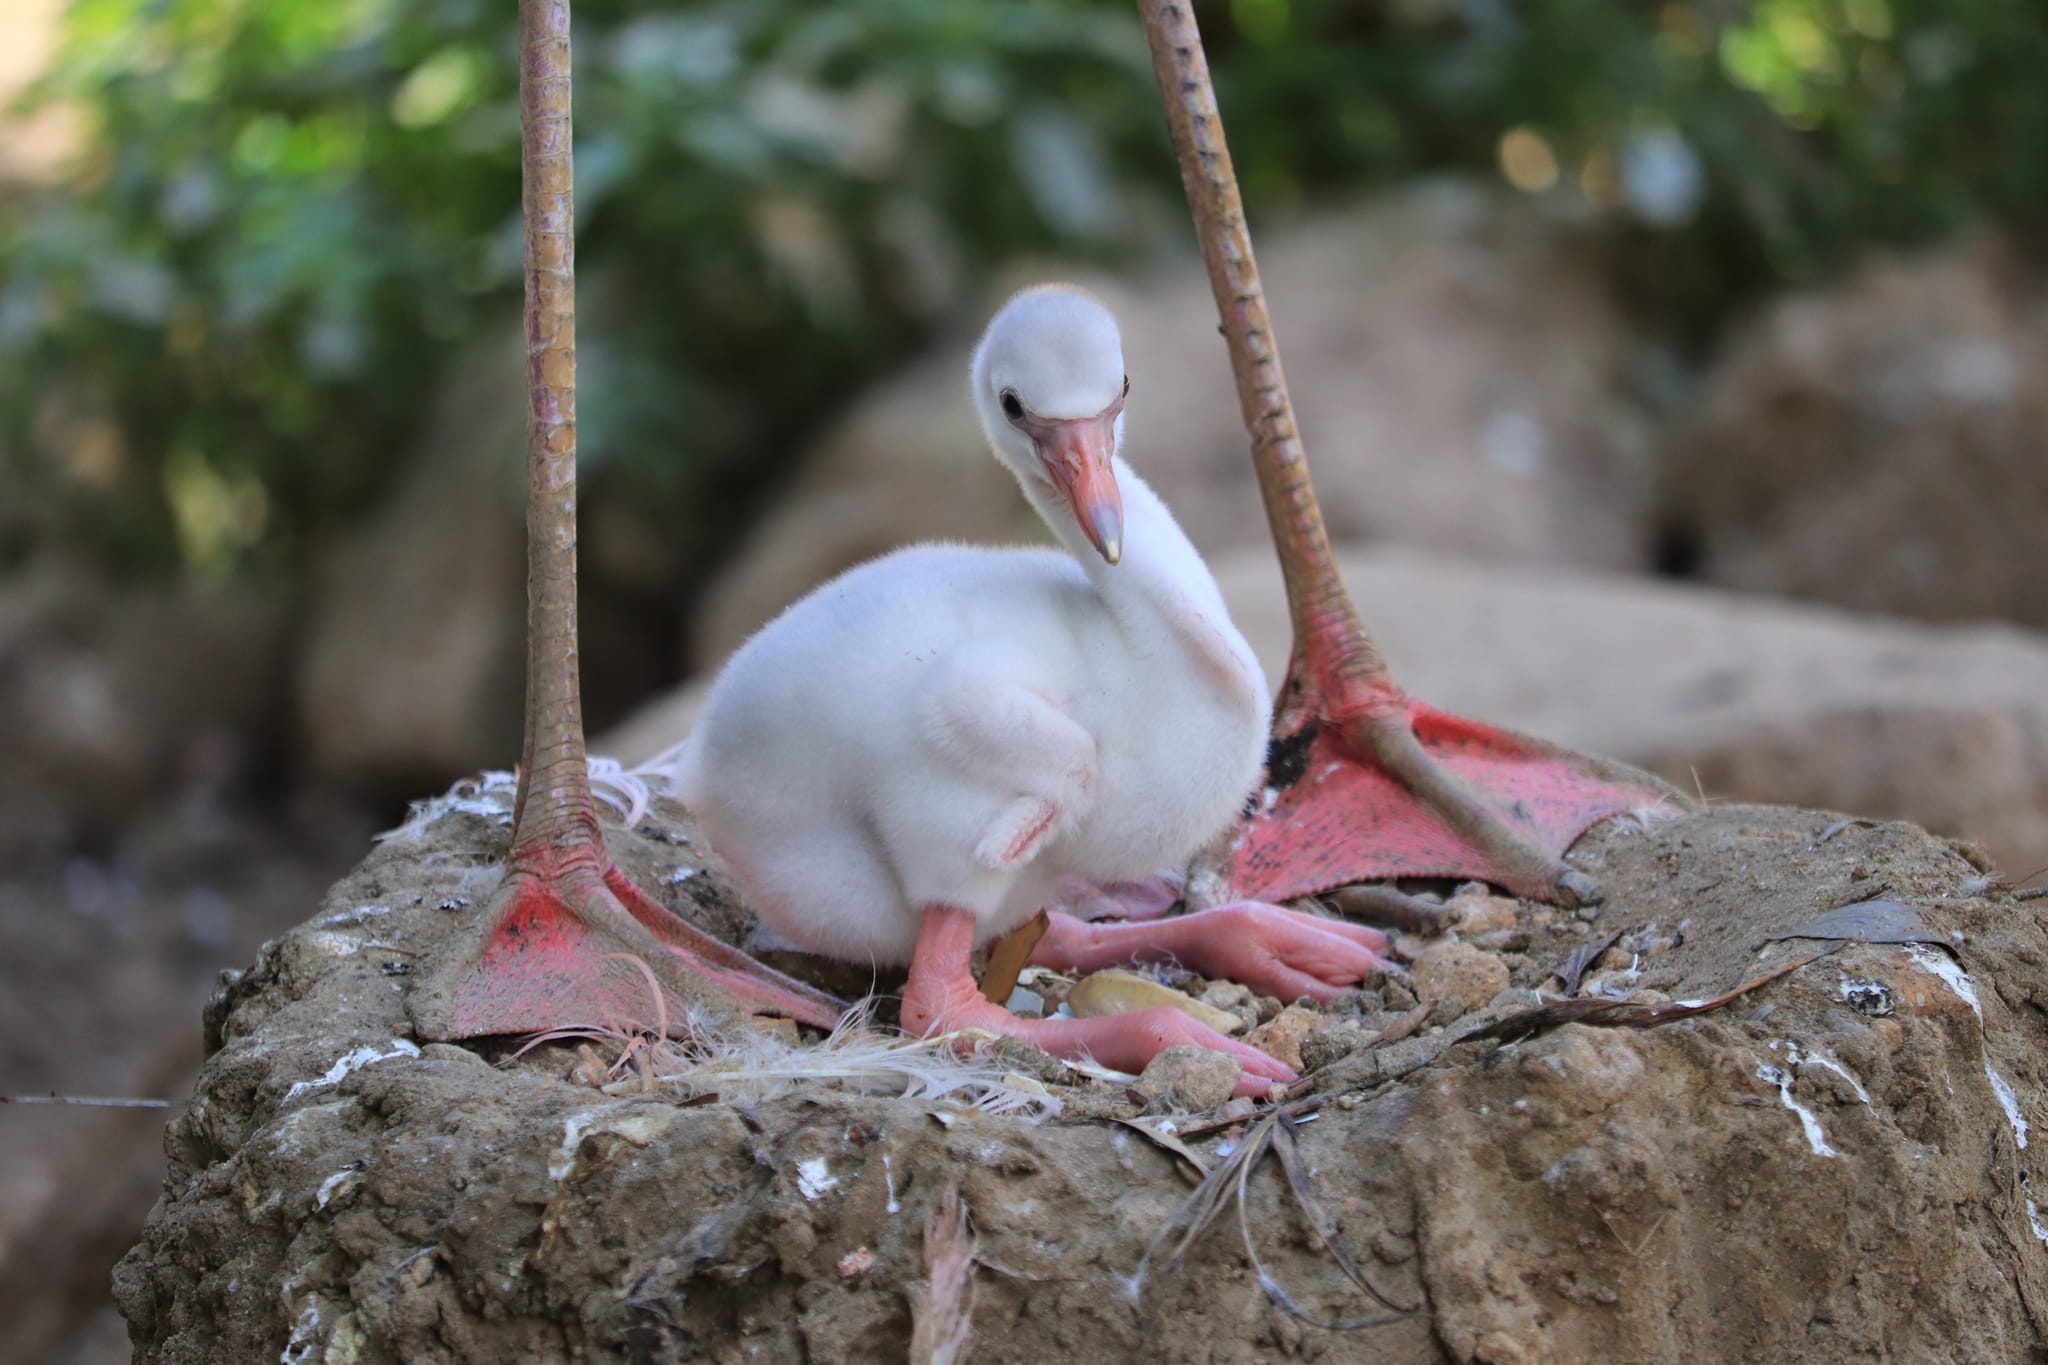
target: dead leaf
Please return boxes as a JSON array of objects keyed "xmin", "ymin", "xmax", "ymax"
[
  {"xmin": 978, "ymin": 910, "xmax": 1048, "ymax": 1004},
  {"xmin": 1761, "ymin": 900, "xmax": 1945, "ymax": 947},
  {"xmin": 1551, "ymin": 929, "xmax": 1623, "ymax": 996},
  {"xmin": 1115, "ymin": 1117, "xmax": 1213, "ymax": 1179}
]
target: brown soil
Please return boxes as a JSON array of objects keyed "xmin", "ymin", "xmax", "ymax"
[{"xmin": 115, "ymin": 785, "xmax": 2048, "ymax": 1363}]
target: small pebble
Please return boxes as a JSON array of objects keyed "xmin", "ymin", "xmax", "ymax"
[
  {"xmin": 1134, "ymin": 1045, "xmax": 1241, "ymax": 1111},
  {"xmin": 1448, "ymin": 887, "xmax": 1519, "ymax": 935},
  {"xmin": 1247, "ymin": 1005, "xmax": 1322, "ymax": 1071},
  {"xmin": 1411, "ymin": 940, "xmax": 1510, "ymax": 1006},
  {"xmin": 1430, "ymin": 993, "xmax": 1470, "ymax": 1025},
  {"xmin": 1299, "ymin": 1022, "xmax": 1368, "ymax": 1071},
  {"xmin": 1195, "ymin": 980, "xmax": 1261, "ymax": 1032}
]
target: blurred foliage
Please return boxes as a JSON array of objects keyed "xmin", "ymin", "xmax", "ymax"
[{"xmin": 0, "ymin": 0, "xmax": 2044, "ymax": 581}]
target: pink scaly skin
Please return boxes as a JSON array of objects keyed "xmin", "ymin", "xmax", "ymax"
[
  {"xmin": 1030, "ymin": 902, "xmax": 1388, "ymax": 1005},
  {"xmin": 901, "ymin": 906, "xmax": 1298, "ymax": 1098}
]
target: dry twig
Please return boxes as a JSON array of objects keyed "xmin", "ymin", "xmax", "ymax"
[
  {"xmin": 1128, "ymin": 1104, "xmax": 1418, "ymax": 1332},
  {"xmin": 1471, "ymin": 947, "xmax": 1840, "ymax": 1044}
]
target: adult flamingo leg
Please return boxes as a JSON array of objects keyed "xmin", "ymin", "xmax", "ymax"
[
  {"xmin": 409, "ymin": 0, "xmax": 845, "ymax": 1042},
  {"xmin": 1136, "ymin": 0, "xmax": 1672, "ymax": 907}
]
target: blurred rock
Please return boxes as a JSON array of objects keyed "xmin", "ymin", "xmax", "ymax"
[
  {"xmin": 617, "ymin": 544, "xmax": 2048, "ymax": 880},
  {"xmin": 0, "ymin": 568, "xmax": 291, "ymax": 854},
  {"xmin": 1670, "ymin": 234, "xmax": 2048, "ymax": 629},
  {"xmin": 293, "ymin": 315, "xmax": 686, "ymax": 796},
  {"xmin": 692, "ymin": 179, "xmax": 1660, "ymax": 665},
  {"xmin": 295, "ymin": 331, "xmax": 527, "ymax": 794}
]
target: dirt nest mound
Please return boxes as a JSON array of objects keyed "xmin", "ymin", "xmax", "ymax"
[{"xmin": 116, "ymin": 783, "xmax": 2048, "ymax": 1363}]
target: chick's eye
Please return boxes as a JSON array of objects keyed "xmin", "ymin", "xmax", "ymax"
[{"xmin": 1000, "ymin": 389, "xmax": 1024, "ymax": 421}]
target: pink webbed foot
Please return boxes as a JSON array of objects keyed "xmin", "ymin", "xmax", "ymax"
[
  {"xmin": 1228, "ymin": 697, "xmax": 1671, "ymax": 908},
  {"xmin": 1032, "ymin": 901, "xmax": 1389, "ymax": 1004},
  {"xmin": 904, "ymin": 904, "xmax": 1292, "ymax": 1098},
  {"xmin": 411, "ymin": 845, "xmax": 848, "ymax": 1041}
]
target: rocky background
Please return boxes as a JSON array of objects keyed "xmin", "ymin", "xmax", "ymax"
[{"xmin": 6, "ymin": 0, "xmax": 2048, "ymax": 1360}]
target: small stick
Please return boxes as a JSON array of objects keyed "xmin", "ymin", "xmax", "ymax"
[{"xmin": 0, "ymin": 1094, "xmax": 172, "ymax": 1108}]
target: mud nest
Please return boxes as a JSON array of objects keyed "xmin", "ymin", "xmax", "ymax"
[{"xmin": 116, "ymin": 781, "xmax": 2048, "ymax": 1363}]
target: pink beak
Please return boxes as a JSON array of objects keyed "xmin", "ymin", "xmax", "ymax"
[{"xmin": 1037, "ymin": 417, "xmax": 1123, "ymax": 564}]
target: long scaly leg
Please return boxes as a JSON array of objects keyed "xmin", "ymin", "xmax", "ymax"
[
  {"xmin": 1136, "ymin": 0, "xmax": 1674, "ymax": 907},
  {"xmin": 410, "ymin": 0, "xmax": 845, "ymax": 1042}
]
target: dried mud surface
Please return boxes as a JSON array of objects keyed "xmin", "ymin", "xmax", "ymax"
[{"xmin": 117, "ymin": 788, "xmax": 2048, "ymax": 1364}]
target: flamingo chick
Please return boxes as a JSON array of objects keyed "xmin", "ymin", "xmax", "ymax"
[{"xmin": 674, "ymin": 286, "xmax": 1387, "ymax": 1095}]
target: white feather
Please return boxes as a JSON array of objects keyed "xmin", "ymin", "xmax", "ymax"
[{"xmin": 649, "ymin": 1004, "xmax": 1063, "ymax": 1118}]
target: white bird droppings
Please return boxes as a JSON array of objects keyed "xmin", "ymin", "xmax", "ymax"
[
  {"xmin": 279, "ymin": 1299, "xmax": 322, "ymax": 1364},
  {"xmin": 1899, "ymin": 948, "xmax": 2032, "ymax": 1157},
  {"xmin": 312, "ymin": 903, "xmax": 393, "ymax": 929},
  {"xmin": 376, "ymin": 770, "xmax": 519, "ymax": 840},
  {"xmin": 1757, "ymin": 1063, "xmax": 1837, "ymax": 1158},
  {"xmin": 284, "ymin": 1041, "xmax": 420, "ymax": 1101},
  {"xmin": 797, "ymin": 1157, "xmax": 839, "ymax": 1200},
  {"xmin": 1903, "ymin": 944, "xmax": 1981, "ymax": 1020},
  {"xmin": 303, "ymin": 930, "xmax": 373, "ymax": 957},
  {"xmin": 548, "ymin": 1107, "xmax": 671, "ymax": 1182},
  {"xmin": 550, "ymin": 1110, "xmax": 601, "ymax": 1182},
  {"xmin": 315, "ymin": 1167, "xmax": 362, "ymax": 1209},
  {"xmin": 1987, "ymin": 1065, "xmax": 2028, "ymax": 1150},
  {"xmin": 1783, "ymin": 1042, "xmax": 1871, "ymax": 1105}
]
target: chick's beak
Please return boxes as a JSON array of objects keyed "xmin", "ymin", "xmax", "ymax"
[{"xmin": 1037, "ymin": 416, "xmax": 1123, "ymax": 564}]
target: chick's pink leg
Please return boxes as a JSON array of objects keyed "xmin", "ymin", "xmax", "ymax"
[
  {"xmin": 900, "ymin": 904, "xmax": 1292, "ymax": 1097},
  {"xmin": 1030, "ymin": 902, "xmax": 1388, "ymax": 1004}
]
